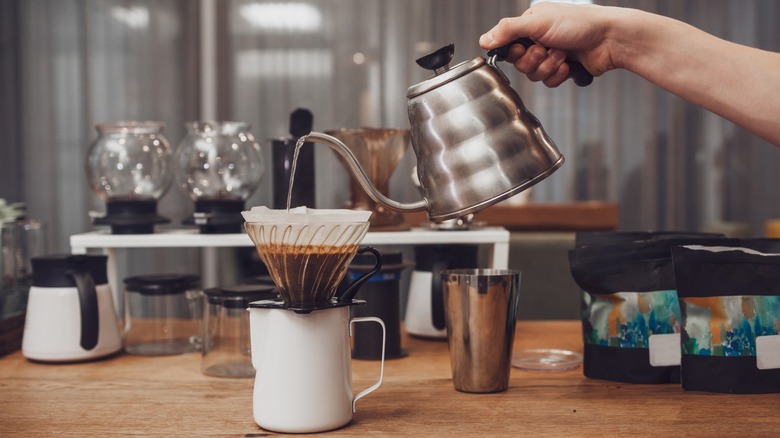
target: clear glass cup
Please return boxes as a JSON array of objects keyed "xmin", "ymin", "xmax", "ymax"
[
  {"xmin": 201, "ymin": 284, "xmax": 278, "ymax": 378},
  {"xmin": 1, "ymin": 219, "xmax": 47, "ymax": 319}
]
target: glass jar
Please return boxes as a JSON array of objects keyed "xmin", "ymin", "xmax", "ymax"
[
  {"xmin": 201, "ymin": 284, "xmax": 278, "ymax": 377},
  {"xmin": 85, "ymin": 121, "xmax": 173, "ymax": 234},
  {"xmin": 123, "ymin": 274, "xmax": 201, "ymax": 355},
  {"xmin": 1, "ymin": 219, "xmax": 47, "ymax": 320}
]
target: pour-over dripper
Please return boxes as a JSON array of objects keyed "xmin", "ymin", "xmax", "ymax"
[
  {"xmin": 324, "ymin": 128, "xmax": 410, "ymax": 230},
  {"xmin": 243, "ymin": 206, "xmax": 377, "ymax": 309}
]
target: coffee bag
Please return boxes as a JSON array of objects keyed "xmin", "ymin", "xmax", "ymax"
[
  {"xmin": 672, "ymin": 245, "xmax": 780, "ymax": 393},
  {"xmin": 569, "ymin": 233, "xmax": 732, "ymax": 384}
]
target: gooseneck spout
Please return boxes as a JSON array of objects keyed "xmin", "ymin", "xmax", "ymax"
[{"xmin": 302, "ymin": 131, "xmax": 428, "ymax": 213}]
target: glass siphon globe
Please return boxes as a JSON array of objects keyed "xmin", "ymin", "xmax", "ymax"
[
  {"xmin": 174, "ymin": 121, "xmax": 264, "ymax": 203},
  {"xmin": 85, "ymin": 121, "xmax": 173, "ymax": 202}
]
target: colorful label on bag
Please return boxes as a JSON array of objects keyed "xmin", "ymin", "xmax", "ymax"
[
  {"xmin": 680, "ymin": 295, "xmax": 780, "ymax": 358},
  {"xmin": 583, "ymin": 290, "xmax": 681, "ymax": 349}
]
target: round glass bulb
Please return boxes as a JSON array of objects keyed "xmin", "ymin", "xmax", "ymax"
[
  {"xmin": 85, "ymin": 121, "xmax": 173, "ymax": 202},
  {"xmin": 174, "ymin": 121, "xmax": 265, "ymax": 202}
]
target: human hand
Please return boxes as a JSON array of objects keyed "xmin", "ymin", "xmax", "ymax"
[{"xmin": 480, "ymin": 3, "xmax": 617, "ymax": 87}]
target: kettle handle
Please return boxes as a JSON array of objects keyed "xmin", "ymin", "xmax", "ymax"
[
  {"xmin": 336, "ymin": 246, "xmax": 383, "ymax": 303},
  {"xmin": 67, "ymin": 268, "xmax": 100, "ymax": 351},
  {"xmin": 487, "ymin": 37, "xmax": 593, "ymax": 87}
]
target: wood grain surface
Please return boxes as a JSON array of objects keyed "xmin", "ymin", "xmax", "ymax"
[
  {"xmin": 1, "ymin": 321, "xmax": 777, "ymax": 437},
  {"xmin": 400, "ymin": 202, "xmax": 619, "ymax": 232}
]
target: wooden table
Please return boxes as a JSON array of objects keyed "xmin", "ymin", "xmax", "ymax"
[{"xmin": 1, "ymin": 321, "xmax": 777, "ymax": 436}]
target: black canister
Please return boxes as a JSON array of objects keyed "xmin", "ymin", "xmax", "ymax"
[
  {"xmin": 271, "ymin": 108, "xmax": 316, "ymax": 209},
  {"xmin": 347, "ymin": 250, "xmax": 408, "ymax": 360},
  {"xmin": 271, "ymin": 138, "xmax": 315, "ymax": 209}
]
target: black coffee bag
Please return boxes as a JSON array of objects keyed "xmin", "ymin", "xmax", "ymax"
[
  {"xmin": 736, "ymin": 238, "xmax": 780, "ymax": 253},
  {"xmin": 672, "ymin": 245, "xmax": 780, "ymax": 393},
  {"xmin": 569, "ymin": 234, "xmax": 733, "ymax": 384},
  {"xmin": 575, "ymin": 231, "xmax": 725, "ymax": 247}
]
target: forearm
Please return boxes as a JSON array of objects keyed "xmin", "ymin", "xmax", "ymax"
[{"xmin": 610, "ymin": 8, "xmax": 780, "ymax": 146}]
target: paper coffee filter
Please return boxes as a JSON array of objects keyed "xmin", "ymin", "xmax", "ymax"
[
  {"xmin": 242, "ymin": 206, "xmax": 372, "ymax": 307},
  {"xmin": 242, "ymin": 206, "xmax": 372, "ymax": 224},
  {"xmin": 243, "ymin": 206, "xmax": 372, "ymax": 249}
]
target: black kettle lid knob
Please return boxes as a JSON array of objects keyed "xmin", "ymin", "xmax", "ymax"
[{"xmin": 415, "ymin": 44, "xmax": 454, "ymax": 73}]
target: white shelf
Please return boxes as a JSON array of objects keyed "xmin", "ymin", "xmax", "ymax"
[
  {"xmin": 70, "ymin": 228, "xmax": 253, "ymax": 249},
  {"xmin": 70, "ymin": 227, "xmax": 510, "ymax": 296},
  {"xmin": 71, "ymin": 227, "xmax": 511, "ymax": 252}
]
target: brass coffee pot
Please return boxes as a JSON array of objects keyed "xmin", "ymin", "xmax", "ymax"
[{"xmin": 304, "ymin": 42, "xmax": 586, "ymax": 222}]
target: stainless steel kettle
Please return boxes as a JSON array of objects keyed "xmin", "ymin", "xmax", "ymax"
[{"xmin": 304, "ymin": 42, "xmax": 578, "ymax": 222}]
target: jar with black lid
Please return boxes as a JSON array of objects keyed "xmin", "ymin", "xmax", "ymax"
[{"xmin": 123, "ymin": 274, "xmax": 201, "ymax": 355}]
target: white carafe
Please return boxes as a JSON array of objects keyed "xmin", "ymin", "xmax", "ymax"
[
  {"xmin": 406, "ymin": 244, "xmax": 479, "ymax": 338},
  {"xmin": 248, "ymin": 300, "xmax": 385, "ymax": 434},
  {"xmin": 22, "ymin": 254, "xmax": 121, "ymax": 362}
]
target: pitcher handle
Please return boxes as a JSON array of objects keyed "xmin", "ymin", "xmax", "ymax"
[
  {"xmin": 337, "ymin": 246, "xmax": 382, "ymax": 303},
  {"xmin": 350, "ymin": 316, "xmax": 385, "ymax": 413},
  {"xmin": 67, "ymin": 267, "xmax": 99, "ymax": 351}
]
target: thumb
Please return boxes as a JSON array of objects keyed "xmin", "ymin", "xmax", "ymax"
[
  {"xmin": 479, "ymin": 13, "xmax": 546, "ymax": 50},
  {"xmin": 478, "ymin": 30, "xmax": 500, "ymax": 49}
]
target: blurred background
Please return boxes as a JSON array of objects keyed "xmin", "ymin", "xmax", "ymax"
[{"xmin": 1, "ymin": 0, "xmax": 779, "ymax": 276}]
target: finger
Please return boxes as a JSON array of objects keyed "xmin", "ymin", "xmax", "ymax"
[
  {"xmin": 526, "ymin": 48, "xmax": 567, "ymax": 82},
  {"xmin": 502, "ymin": 44, "xmax": 527, "ymax": 64},
  {"xmin": 542, "ymin": 64, "xmax": 570, "ymax": 88},
  {"xmin": 513, "ymin": 45, "xmax": 548, "ymax": 76}
]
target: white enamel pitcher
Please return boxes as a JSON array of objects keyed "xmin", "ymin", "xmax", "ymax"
[{"xmin": 248, "ymin": 299, "xmax": 385, "ymax": 433}]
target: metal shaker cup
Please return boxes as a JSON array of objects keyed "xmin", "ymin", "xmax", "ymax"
[{"xmin": 441, "ymin": 269, "xmax": 521, "ymax": 393}]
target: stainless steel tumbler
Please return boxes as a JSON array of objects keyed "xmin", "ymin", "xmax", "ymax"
[{"xmin": 442, "ymin": 269, "xmax": 521, "ymax": 393}]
